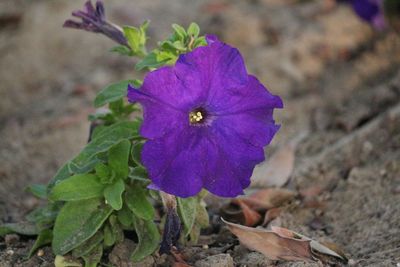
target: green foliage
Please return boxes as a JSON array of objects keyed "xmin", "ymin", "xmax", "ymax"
[
  {"xmin": 0, "ymin": 222, "xmax": 38, "ymax": 236},
  {"xmin": 103, "ymin": 179, "xmax": 125, "ymax": 210},
  {"xmin": 136, "ymin": 22, "xmax": 206, "ymax": 71},
  {"xmin": 72, "ymin": 231, "xmax": 103, "ymax": 258},
  {"xmin": 108, "ymin": 140, "xmax": 131, "ymax": 179},
  {"xmin": 26, "ymin": 184, "xmax": 47, "ymax": 199},
  {"xmin": 69, "ymin": 121, "xmax": 140, "ymax": 173},
  {"xmin": 123, "ymin": 21, "xmax": 149, "ymax": 57},
  {"xmin": 50, "ymin": 174, "xmax": 105, "ymax": 201},
  {"xmin": 82, "ymin": 243, "xmax": 103, "ymax": 267},
  {"xmin": 94, "ymin": 80, "xmax": 136, "ymax": 108},
  {"xmin": 52, "ymin": 198, "xmax": 113, "ymax": 255},
  {"xmin": 28, "ymin": 229, "xmax": 53, "ymax": 258},
  {"xmin": 125, "ymin": 185, "xmax": 155, "ymax": 221},
  {"xmin": 131, "ymin": 215, "xmax": 160, "ymax": 262},
  {"xmin": 177, "ymin": 197, "xmax": 198, "ymax": 237}
]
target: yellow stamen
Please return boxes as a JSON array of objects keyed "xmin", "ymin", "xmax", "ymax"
[{"xmin": 189, "ymin": 110, "xmax": 204, "ymax": 124}]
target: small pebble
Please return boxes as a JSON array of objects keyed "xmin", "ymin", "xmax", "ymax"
[
  {"xmin": 195, "ymin": 253, "xmax": 234, "ymax": 267},
  {"xmin": 6, "ymin": 249, "xmax": 14, "ymax": 256},
  {"xmin": 202, "ymin": 244, "xmax": 209, "ymax": 249},
  {"xmin": 348, "ymin": 259, "xmax": 356, "ymax": 266},
  {"xmin": 37, "ymin": 249, "xmax": 44, "ymax": 257}
]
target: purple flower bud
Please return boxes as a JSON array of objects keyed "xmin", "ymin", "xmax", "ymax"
[
  {"xmin": 63, "ymin": 1, "xmax": 128, "ymax": 46},
  {"xmin": 159, "ymin": 208, "xmax": 182, "ymax": 254}
]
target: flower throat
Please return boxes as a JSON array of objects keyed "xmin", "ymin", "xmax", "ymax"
[{"xmin": 189, "ymin": 108, "xmax": 207, "ymax": 125}]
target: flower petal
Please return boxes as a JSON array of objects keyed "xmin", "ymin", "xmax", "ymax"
[
  {"xmin": 203, "ymin": 127, "xmax": 266, "ymax": 197},
  {"xmin": 141, "ymin": 127, "xmax": 208, "ymax": 197},
  {"xmin": 211, "ymin": 75, "xmax": 283, "ymax": 115},
  {"xmin": 175, "ymin": 36, "xmax": 248, "ymax": 108},
  {"xmin": 128, "ymin": 84, "xmax": 187, "ymax": 139}
]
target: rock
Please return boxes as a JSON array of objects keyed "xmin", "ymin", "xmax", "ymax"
[
  {"xmin": 108, "ymin": 239, "xmax": 155, "ymax": 267},
  {"xmin": 194, "ymin": 254, "xmax": 234, "ymax": 267},
  {"xmin": 236, "ymin": 252, "xmax": 274, "ymax": 267},
  {"xmin": 4, "ymin": 234, "xmax": 19, "ymax": 246}
]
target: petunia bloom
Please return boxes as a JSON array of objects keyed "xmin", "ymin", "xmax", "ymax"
[
  {"xmin": 63, "ymin": 0, "xmax": 128, "ymax": 46},
  {"xmin": 128, "ymin": 35, "xmax": 283, "ymax": 198}
]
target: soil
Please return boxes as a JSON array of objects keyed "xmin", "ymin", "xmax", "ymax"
[{"xmin": 0, "ymin": 0, "xmax": 399, "ymax": 266}]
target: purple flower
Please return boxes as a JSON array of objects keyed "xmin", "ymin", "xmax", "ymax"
[
  {"xmin": 128, "ymin": 35, "xmax": 283, "ymax": 198},
  {"xmin": 350, "ymin": 0, "xmax": 386, "ymax": 29},
  {"xmin": 63, "ymin": 1, "xmax": 128, "ymax": 46}
]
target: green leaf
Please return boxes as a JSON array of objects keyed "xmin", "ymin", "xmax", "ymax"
[
  {"xmin": 50, "ymin": 174, "xmax": 105, "ymax": 201},
  {"xmin": 94, "ymin": 80, "xmax": 135, "ymax": 108},
  {"xmin": 54, "ymin": 255, "xmax": 82, "ymax": 267},
  {"xmin": 26, "ymin": 202, "xmax": 62, "ymax": 230},
  {"xmin": 69, "ymin": 121, "xmax": 140, "ymax": 173},
  {"xmin": 72, "ymin": 231, "xmax": 103, "ymax": 258},
  {"xmin": 187, "ymin": 22, "xmax": 200, "ymax": 38},
  {"xmin": 109, "ymin": 98, "xmax": 124, "ymax": 115},
  {"xmin": 125, "ymin": 186, "xmax": 154, "ymax": 221},
  {"xmin": 117, "ymin": 204, "xmax": 133, "ymax": 227},
  {"xmin": 128, "ymin": 166, "xmax": 148, "ymax": 182},
  {"xmin": 193, "ymin": 36, "xmax": 207, "ymax": 48},
  {"xmin": 28, "ymin": 229, "xmax": 53, "ymax": 258},
  {"xmin": 196, "ymin": 202, "xmax": 209, "ymax": 228},
  {"xmin": 82, "ymin": 243, "xmax": 102, "ymax": 267},
  {"xmin": 172, "ymin": 23, "xmax": 187, "ymax": 41},
  {"xmin": 0, "ymin": 222, "xmax": 38, "ymax": 236},
  {"xmin": 26, "ymin": 184, "xmax": 47, "ymax": 199},
  {"xmin": 109, "ymin": 139, "xmax": 131, "ymax": 179},
  {"xmin": 95, "ymin": 163, "xmax": 114, "ymax": 184},
  {"xmin": 131, "ymin": 215, "xmax": 160, "ymax": 262},
  {"xmin": 177, "ymin": 197, "xmax": 198, "ymax": 236},
  {"xmin": 103, "ymin": 223, "xmax": 115, "ymax": 247},
  {"xmin": 123, "ymin": 21, "xmax": 148, "ymax": 56},
  {"xmin": 52, "ymin": 198, "xmax": 113, "ymax": 255},
  {"xmin": 47, "ymin": 163, "xmax": 72, "ymax": 194},
  {"xmin": 104, "ymin": 179, "xmax": 125, "ymax": 210},
  {"xmin": 135, "ymin": 52, "xmax": 170, "ymax": 70},
  {"xmin": 110, "ymin": 45, "xmax": 132, "ymax": 56},
  {"xmin": 103, "ymin": 215, "xmax": 123, "ymax": 247},
  {"xmin": 131, "ymin": 142, "xmax": 144, "ymax": 166}
]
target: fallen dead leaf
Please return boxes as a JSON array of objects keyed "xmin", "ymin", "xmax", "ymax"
[
  {"xmin": 250, "ymin": 133, "xmax": 306, "ymax": 188},
  {"xmin": 262, "ymin": 208, "xmax": 281, "ymax": 226},
  {"xmin": 222, "ymin": 218, "xmax": 314, "ymax": 262},
  {"xmin": 232, "ymin": 199, "xmax": 261, "ymax": 226},
  {"xmin": 272, "ymin": 226, "xmax": 348, "ymax": 263},
  {"xmin": 250, "ymin": 143, "xmax": 295, "ymax": 188},
  {"xmin": 223, "ymin": 219, "xmax": 348, "ymax": 265},
  {"xmin": 239, "ymin": 188, "xmax": 296, "ymax": 210},
  {"xmin": 171, "ymin": 248, "xmax": 193, "ymax": 267}
]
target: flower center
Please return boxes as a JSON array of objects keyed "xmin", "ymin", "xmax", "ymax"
[{"xmin": 189, "ymin": 108, "xmax": 207, "ymax": 124}]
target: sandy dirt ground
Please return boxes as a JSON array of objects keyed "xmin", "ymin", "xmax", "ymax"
[{"xmin": 0, "ymin": 0, "xmax": 399, "ymax": 266}]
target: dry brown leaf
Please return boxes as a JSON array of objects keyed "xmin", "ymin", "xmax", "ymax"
[
  {"xmin": 250, "ymin": 143, "xmax": 296, "ymax": 188},
  {"xmin": 250, "ymin": 132, "xmax": 307, "ymax": 188},
  {"xmin": 262, "ymin": 208, "xmax": 282, "ymax": 226},
  {"xmin": 233, "ymin": 199, "xmax": 262, "ymax": 226},
  {"xmin": 272, "ymin": 226, "xmax": 348, "ymax": 263},
  {"xmin": 171, "ymin": 248, "xmax": 193, "ymax": 267},
  {"xmin": 239, "ymin": 188, "xmax": 296, "ymax": 210},
  {"xmin": 222, "ymin": 218, "xmax": 314, "ymax": 262}
]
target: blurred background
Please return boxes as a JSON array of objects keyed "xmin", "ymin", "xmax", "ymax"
[{"xmin": 0, "ymin": 0, "xmax": 399, "ymax": 266}]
